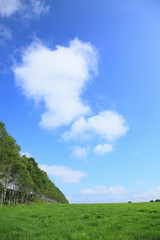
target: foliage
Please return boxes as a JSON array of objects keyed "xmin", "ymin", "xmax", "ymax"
[
  {"xmin": 0, "ymin": 121, "xmax": 68, "ymax": 205},
  {"xmin": 0, "ymin": 202, "xmax": 160, "ymax": 240}
]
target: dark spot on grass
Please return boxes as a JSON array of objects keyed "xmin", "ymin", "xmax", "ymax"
[
  {"xmin": 89, "ymin": 221, "xmax": 99, "ymax": 227},
  {"xmin": 30, "ymin": 214, "xmax": 39, "ymax": 218},
  {"xmin": 83, "ymin": 215, "xmax": 90, "ymax": 219},
  {"xmin": 149, "ymin": 211, "xmax": 157, "ymax": 214},
  {"xmin": 96, "ymin": 215, "xmax": 102, "ymax": 219},
  {"xmin": 116, "ymin": 225, "xmax": 122, "ymax": 231},
  {"xmin": 137, "ymin": 209, "xmax": 146, "ymax": 213},
  {"xmin": 150, "ymin": 215, "xmax": 160, "ymax": 219},
  {"xmin": 76, "ymin": 225, "xmax": 84, "ymax": 231}
]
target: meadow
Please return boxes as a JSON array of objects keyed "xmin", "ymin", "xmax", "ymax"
[{"xmin": 0, "ymin": 202, "xmax": 160, "ymax": 240}]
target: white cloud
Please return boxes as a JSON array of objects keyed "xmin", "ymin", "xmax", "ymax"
[
  {"xmin": 30, "ymin": 0, "xmax": 49, "ymax": 16},
  {"xmin": 81, "ymin": 185, "xmax": 131, "ymax": 196},
  {"xmin": 134, "ymin": 152, "xmax": 139, "ymax": 156},
  {"xmin": 63, "ymin": 111, "xmax": 129, "ymax": 142},
  {"xmin": 39, "ymin": 164, "xmax": 87, "ymax": 184},
  {"xmin": 81, "ymin": 186, "xmax": 108, "ymax": 195},
  {"xmin": 0, "ymin": 0, "xmax": 22, "ymax": 17},
  {"xmin": 14, "ymin": 38, "xmax": 129, "ymax": 156},
  {"xmin": 20, "ymin": 151, "xmax": 32, "ymax": 158},
  {"xmin": 93, "ymin": 143, "xmax": 113, "ymax": 155},
  {"xmin": 108, "ymin": 185, "xmax": 131, "ymax": 195},
  {"xmin": 66, "ymin": 196, "xmax": 72, "ymax": 203},
  {"xmin": 72, "ymin": 146, "xmax": 89, "ymax": 158},
  {"xmin": 0, "ymin": 0, "xmax": 49, "ymax": 18},
  {"xmin": 14, "ymin": 38, "xmax": 98, "ymax": 129},
  {"xmin": 0, "ymin": 24, "xmax": 11, "ymax": 43},
  {"xmin": 136, "ymin": 181, "xmax": 142, "ymax": 185},
  {"xmin": 134, "ymin": 187, "xmax": 160, "ymax": 202}
]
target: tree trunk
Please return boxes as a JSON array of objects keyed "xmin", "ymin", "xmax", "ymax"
[
  {"xmin": 3, "ymin": 187, "xmax": 7, "ymax": 204},
  {"xmin": 12, "ymin": 189, "xmax": 15, "ymax": 206},
  {"xmin": 21, "ymin": 193, "xmax": 25, "ymax": 203},
  {"xmin": 8, "ymin": 190, "xmax": 11, "ymax": 206},
  {"xmin": 0, "ymin": 188, "xmax": 4, "ymax": 206}
]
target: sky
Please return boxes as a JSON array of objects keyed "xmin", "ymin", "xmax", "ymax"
[{"xmin": 1, "ymin": 0, "xmax": 160, "ymax": 203}]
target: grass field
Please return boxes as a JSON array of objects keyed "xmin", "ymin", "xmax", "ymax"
[{"xmin": 0, "ymin": 202, "xmax": 160, "ymax": 240}]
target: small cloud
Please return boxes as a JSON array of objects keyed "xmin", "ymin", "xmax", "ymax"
[
  {"xmin": 72, "ymin": 146, "xmax": 89, "ymax": 159},
  {"xmin": 108, "ymin": 185, "xmax": 131, "ymax": 195},
  {"xmin": 0, "ymin": 0, "xmax": 49, "ymax": 18},
  {"xmin": 134, "ymin": 187, "xmax": 160, "ymax": 202},
  {"xmin": 93, "ymin": 143, "xmax": 113, "ymax": 155},
  {"xmin": 136, "ymin": 181, "xmax": 142, "ymax": 185},
  {"xmin": 66, "ymin": 196, "xmax": 72, "ymax": 203},
  {"xmin": 134, "ymin": 152, "xmax": 139, "ymax": 156},
  {"xmin": 0, "ymin": 0, "xmax": 22, "ymax": 17},
  {"xmin": 81, "ymin": 185, "xmax": 132, "ymax": 196},
  {"xmin": 39, "ymin": 164, "xmax": 87, "ymax": 184},
  {"xmin": 0, "ymin": 24, "xmax": 11, "ymax": 44},
  {"xmin": 116, "ymin": 196, "xmax": 123, "ymax": 200},
  {"xmin": 81, "ymin": 186, "xmax": 108, "ymax": 195},
  {"xmin": 63, "ymin": 111, "xmax": 129, "ymax": 142},
  {"xmin": 30, "ymin": 0, "xmax": 49, "ymax": 16},
  {"xmin": 20, "ymin": 151, "xmax": 32, "ymax": 158}
]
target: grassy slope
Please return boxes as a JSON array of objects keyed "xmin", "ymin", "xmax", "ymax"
[{"xmin": 0, "ymin": 202, "xmax": 160, "ymax": 240}]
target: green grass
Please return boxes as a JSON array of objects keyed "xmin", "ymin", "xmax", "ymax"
[{"xmin": 0, "ymin": 202, "xmax": 160, "ymax": 240}]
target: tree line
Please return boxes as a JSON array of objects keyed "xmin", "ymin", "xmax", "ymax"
[{"xmin": 0, "ymin": 121, "xmax": 68, "ymax": 205}]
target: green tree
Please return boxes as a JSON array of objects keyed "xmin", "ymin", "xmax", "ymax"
[
  {"xmin": 0, "ymin": 122, "xmax": 20, "ymax": 205},
  {"xmin": 0, "ymin": 121, "xmax": 68, "ymax": 205}
]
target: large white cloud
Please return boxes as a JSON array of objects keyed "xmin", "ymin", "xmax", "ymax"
[
  {"xmin": 14, "ymin": 38, "xmax": 98, "ymax": 129},
  {"xmin": 39, "ymin": 164, "xmax": 87, "ymax": 184},
  {"xmin": 14, "ymin": 38, "xmax": 129, "ymax": 156},
  {"xmin": 63, "ymin": 111, "xmax": 129, "ymax": 142}
]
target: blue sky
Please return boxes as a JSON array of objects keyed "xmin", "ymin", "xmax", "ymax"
[{"xmin": 1, "ymin": 0, "xmax": 160, "ymax": 203}]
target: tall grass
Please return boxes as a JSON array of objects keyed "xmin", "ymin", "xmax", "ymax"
[{"xmin": 0, "ymin": 202, "xmax": 160, "ymax": 240}]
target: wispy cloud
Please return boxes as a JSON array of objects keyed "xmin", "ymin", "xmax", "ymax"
[
  {"xmin": 134, "ymin": 187, "xmax": 160, "ymax": 202},
  {"xmin": 20, "ymin": 151, "xmax": 32, "ymax": 158},
  {"xmin": 0, "ymin": 0, "xmax": 49, "ymax": 18},
  {"xmin": 81, "ymin": 185, "xmax": 132, "ymax": 196},
  {"xmin": 72, "ymin": 146, "xmax": 89, "ymax": 159},
  {"xmin": 0, "ymin": 24, "xmax": 11, "ymax": 44},
  {"xmin": 39, "ymin": 164, "xmax": 87, "ymax": 184},
  {"xmin": 0, "ymin": 0, "xmax": 22, "ymax": 17},
  {"xmin": 30, "ymin": 0, "xmax": 49, "ymax": 16},
  {"xmin": 134, "ymin": 152, "xmax": 139, "ymax": 156}
]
